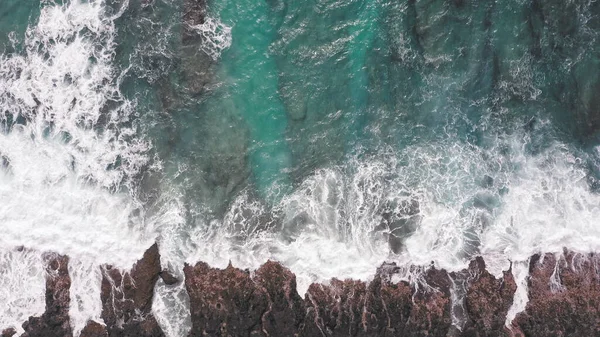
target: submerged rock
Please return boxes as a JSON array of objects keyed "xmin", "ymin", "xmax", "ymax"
[
  {"xmin": 100, "ymin": 243, "xmax": 165, "ymax": 337},
  {"xmin": 181, "ymin": 0, "xmax": 214, "ymax": 95},
  {"xmin": 21, "ymin": 253, "xmax": 72, "ymax": 337},
  {"xmin": 253, "ymin": 261, "xmax": 305, "ymax": 336},
  {"xmin": 0, "ymin": 154, "xmax": 9, "ymax": 169},
  {"xmin": 182, "ymin": 0, "xmax": 206, "ymax": 44},
  {"xmin": 379, "ymin": 198, "xmax": 421, "ymax": 254}
]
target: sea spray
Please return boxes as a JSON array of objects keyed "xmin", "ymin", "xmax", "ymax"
[
  {"xmin": 190, "ymin": 16, "xmax": 231, "ymax": 61},
  {"xmin": 0, "ymin": 0, "xmax": 152, "ymax": 334}
]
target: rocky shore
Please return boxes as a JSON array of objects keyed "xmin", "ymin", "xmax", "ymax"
[{"xmin": 4, "ymin": 246, "xmax": 600, "ymax": 337}]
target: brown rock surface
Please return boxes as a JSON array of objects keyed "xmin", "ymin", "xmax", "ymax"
[
  {"xmin": 254, "ymin": 261, "xmax": 305, "ymax": 336},
  {"xmin": 159, "ymin": 270, "xmax": 180, "ymax": 286},
  {"xmin": 512, "ymin": 250, "xmax": 600, "ymax": 336},
  {"xmin": 21, "ymin": 253, "xmax": 73, "ymax": 337},
  {"xmin": 461, "ymin": 257, "xmax": 517, "ymax": 337},
  {"xmin": 79, "ymin": 321, "xmax": 108, "ymax": 337},
  {"xmin": 100, "ymin": 243, "xmax": 165, "ymax": 337},
  {"xmin": 8, "ymin": 246, "xmax": 600, "ymax": 337},
  {"xmin": 301, "ymin": 278, "xmax": 371, "ymax": 336},
  {"xmin": 1, "ymin": 328, "xmax": 16, "ymax": 337},
  {"xmin": 184, "ymin": 260, "xmax": 453, "ymax": 337},
  {"xmin": 300, "ymin": 267, "xmax": 452, "ymax": 337},
  {"xmin": 184, "ymin": 262, "xmax": 269, "ymax": 336},
  {"xmin": 408, "ymin": 267, "xmax": 453, "ymax": 336}
]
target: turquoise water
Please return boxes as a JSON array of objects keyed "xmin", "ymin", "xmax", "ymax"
[
  {"xmin": 120, "ymin": 0, "xmax": 600, "ymax": 217},
  {"xmin": 2, "ymin": 0, "xmax": 600, "ymax": 334}
]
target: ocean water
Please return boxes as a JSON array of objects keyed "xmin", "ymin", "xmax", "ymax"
[{"xmin": 1, "ymin": 0, "xmax": 600, "ymax": 335}]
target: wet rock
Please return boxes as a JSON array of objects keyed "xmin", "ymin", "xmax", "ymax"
[
  {"xmin": 185, "ymin": 259, "xmax": 452, "ymax": 337},
  {"xmin": 100, "ymin": 243, "xmax": 165, "ymax": 337},
  {"xmin": 184, "ymin": 262, "xmax": 269, "ymax": 336},
  {"xmin": 1, "ymin": 328, "xmax": 16, "ymax": 337},
  {"xmin": 253, "ymin": 261, "xmax": 305, "ymax": 336},
  {"xmin": 512, "ymin": 250, "xmax": 600, "ymax": 336},
  {"xmin": 80, "ymin": 321, "xmax": 108, "ymax": 337},
  {"xmin": 159, "ymin": 270, "xmax": 180, "ymax": 286},
  {"xmin": 406, "ymin": 267, "xmax": 453, "ymax": 336},
  {"xmin": 301, "ymin": 279, "xmax": 371, "ymax": 336},
  {"xmin": 1, "ymin": 154, "xmax": 9, "ymax": 169},
  {"xmin": 300, "ymin": 265, "xmax": 452, "ymax": 336},
  {"xmin": 22, "ymin": 253, "xmax": 72, "ymax": 337},
  {"xmin": 461, "ymin": 257, "xmax": 517, "ymax": 336},
  {"xmin": 15, "ymin": 247, "xmax": 600, "ymax": 337}
]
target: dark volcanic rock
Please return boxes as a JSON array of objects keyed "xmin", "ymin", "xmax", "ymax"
[
  {"xmin": 22, "ymin": 253, "xmax": 72, "ymax": 337},
  {"xmin": 379, "ymin": 198, "xmax": 421, "ymax": 254},
  {"xmin": 100, "ymin": 243, "xmax": 165, "ymax": 337},
  {"xmin": 253, "ymin": 261, "xmax": 305, "ymax": 336},
  {"xmin": 159, "ymin": 270, "xmax": 180, "ymax": 286},
  {"xmin": 300, "ymin": 267, "xmax": 452, "ymax": 337},
  {"xmin": 512, "ymin": 250, "xmax": 600, "ymax": 336},
  {"xmin": 1, "ymin": 328, "xmax": 16, "ymax": 337},
  {"xmin": 80, "ymin": 321, "xmax": 108, "ymax": 337},
  {"xmin": 185, "ymin": 260, "xmax": 452, "ymax": 337},
  {"xmin": 301, "ymin": 279, "xmax": 372, "ymax": 336},
  {"xmin": 12, "ymin": 246, "xmax": 600, "ymax": 337},
  {"xmin": 184, "ymin": 262, "xmax": 269, "ymax": 336},
  {"xmin": 461, "ymin": 257, "xmax": 516, "ymax": 337}
]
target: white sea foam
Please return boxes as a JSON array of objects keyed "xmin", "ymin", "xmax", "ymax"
[
  {"xmin": 190, "ymin": 17, "xmax": 232, "ymax": 60},
  {"xmin": 0, "ymin": 0, "xmax": 152, "ymax": 334},
  {"xmin": 150, "ymin": 195, "xmax": 193, "ymax": 337},
  {"xmin": 506, "ymin": 260, "xmax": 530, "ymax": 327},
  {"xmin": 0, "ymin": 249, "xmax": 45, "ymax": 331}
]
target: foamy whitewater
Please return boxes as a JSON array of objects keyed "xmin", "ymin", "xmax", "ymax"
[
  {"xmin": 0, "ymin": 1, "xmax": 153, "ymax": 334},
  {"xmin": 1, "ymin": 0, "xmax": 600, "ymax": 336}
]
